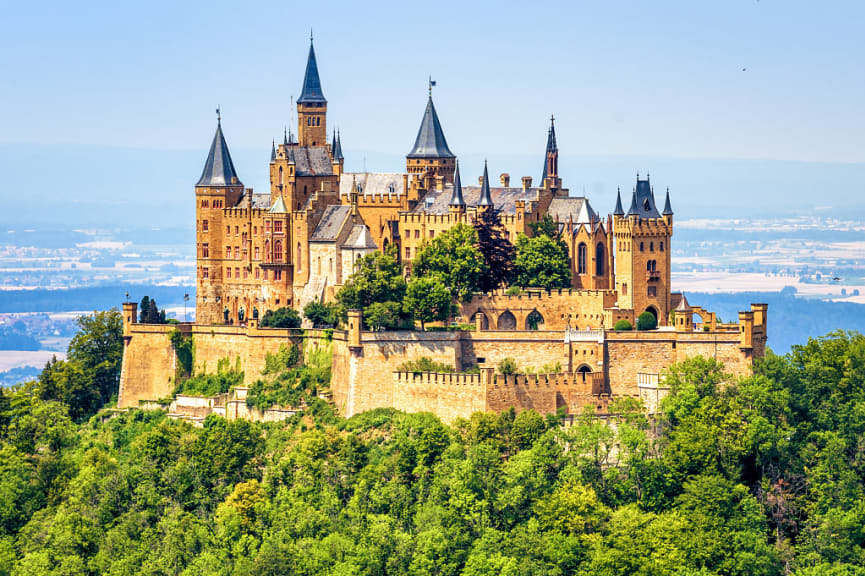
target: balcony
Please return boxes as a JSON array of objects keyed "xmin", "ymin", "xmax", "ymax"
[{"xmin": 646, "ymin": 270, "xmax": 660, "ymax": 282}]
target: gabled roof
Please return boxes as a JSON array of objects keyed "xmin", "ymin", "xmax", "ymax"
[
  {"xmin": 407, "ymin": 95, "xmax": 455, "ymax": 159},
  {"xmin": 311, "ymin": 205, "xmax": 351, "ymax": 242},
  {"xmin": 339, "ymin": 172, "xmax": 404, "ymax": 197},
  {"xmin": 344, "ymin": 224, "xmax": 377, "ymax": 250},
  {"xmin": 197, "ymin": 119, "xmax": 241, "ymax": 187},
  {"xmin": 269, "ymin": 195, "xmax": 288, "ymax": 214},
  {"xmin": 627, "ymin": 176, "xmax": 662, "ymax": 218},
  {"xmin": 547, "ymin": 197, "xmax": 597, "ymax": 225},
  {"xmin": 297, "ymin": 40, "xmax": 326, "ymax": 105},
  {"xmin": 478, "ymin": 161, "xmax": 493, "ymax": 206},
  {"xmin": 449, "ymin": 160, "xmax": 465, "ymax": 206}
]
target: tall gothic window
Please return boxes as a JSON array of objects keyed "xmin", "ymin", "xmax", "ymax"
[
  {"xmin": 274, "ymin": 241, "xmax": 283, "ymax": 262},
  {"xmin": 596, "ymin": 242, "xmax": 605, "ymax": 276},
  {"xmin": 578, "ymin": 243, "xmax": 587, "ymax": 275}
]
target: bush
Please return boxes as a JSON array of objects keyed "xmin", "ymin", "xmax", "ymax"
[
  {"xmin": 505, "ymin": 286, "xmax": 522, "ymax": 296},
  {"xmin": 498, "ymin": 357, "xmax": 519, "ymax": 375},
  {"xmin": 303, "ymin": 300, "xmax": 340, "ymax": 328},
  {"xmin": 614, "ymin": 319, "xmax": 633, "ymax": 331},
  {"xmin": 637, "ymin": 312, "xmax": 658, "ymax": 331},
  {"xmin": 260, "ymin": 307, "xmax": 301, "ymax": 329},
  {"xmin": 397, "ymin": 357, "xmax": 454, "ymax": 373},
  {"xmin": 176, "ymin": 357, "xmax": 244, "ymax": 396}
]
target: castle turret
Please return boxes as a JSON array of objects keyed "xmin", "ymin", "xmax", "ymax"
[
  {"xmin": 195, "ymin": 112, "xmax": 244, "ymax": 325},
  {"xmin": 613, "ymin": 174, "xmax": 673, "ymax": 325},
  {"xmin": 297, "ymin": 35, "xmax": 327, "ymax": 147},
  {"xmin": 478, "ymin": 160, "xmax": 493, "ymax": 208},
  {"xmin": 331, "ymin": 129, "xmax": 344, "ymax": 176},
  {"xmin": 406, "ymin": 83, "xmax": 456, "ymax": 184},
  {"xmin": 448, "ymin": 159, "xmax": 466, "ymax": 214}
]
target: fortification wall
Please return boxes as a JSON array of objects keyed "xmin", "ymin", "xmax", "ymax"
[
  {"xmin": 118, "ymin": 324, "xmax": 177, "ymax": 407},
  {"xmin": 460, "ymin": 331, "xmax": 564, "ymax": 372},
  {"xmin": 392, "ymin": 372, "xmax": 486, "ymax": 423},
  {"xmin": 460, "ymin": 289, "xmax": 618, "ymax": 331}
]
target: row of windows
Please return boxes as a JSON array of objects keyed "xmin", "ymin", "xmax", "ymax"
[
  {"xmin": 200, "ymin": 199, "xmax": 224, "ymax": 208},
  {"xmin": 639, "ymin": 240, "xmax": 664, "ymax": 252},
  {"xmin": 306, "ymin": 116, "xmax": 322, "ymax": 127},
  {"xmin": 210, "ymin": 267, "xmax": 284, "ymax": 281}
]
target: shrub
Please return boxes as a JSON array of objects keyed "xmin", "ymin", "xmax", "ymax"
[
  {"xmin": 397, "ymin": 357, "xmax": 454, "ymax": 373},
  {"xmin": 260, "ymin": 307, "xmax": 301, "ymax": 329},
  {"xmin": 498, "ymin": 357, "xmax": 519, "ymax": 375},
  {"xmin": 169, "ymin": 329, "xmax": 193, "ymax": 379},
  {"xmin": 176, "ymin": 357, "xmax": 244, "ymax": 396},
  {"xmin": 614, "ymin": 319, "xmax": 633, "ymax": 331},
  {"xmin": 637, "ymin": 312, "xmax": 658, "ymax": 331},
  {"xmin": 505, "ymin": 286, "xmax": 522, "ymax": 296},
  {"xmin": 303, "ymin": 300, "xmax": 340, "ymax": 328},
  {"xmin": 365, "ymin": 301, "xmax": 401, "ymax": 331}
]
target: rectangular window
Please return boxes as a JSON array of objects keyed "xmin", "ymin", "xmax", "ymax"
[
  {"xmin": 648, "ymin": 286, "xmax": 657, "ymax": 297},
  {"xmin": 226, "ymin": 247, "xmax": 231, "ymax": 259},
  {"xmin": 235, "ymin": 246, "xmax": 240, "ymax": 258},
  {"xmin": 255, "ymin": 268, "xmax": 260, "ymax": 279},
  {"xmin": 253, "ymin": 226, "xmax": 257, "ymax": 235},
  {"xmin": 263, "ymin": 269, "xmax": 268, "ymax": 280},
  {"xmin": 235, "ymin": 267, "xmax": 240, "ymax": 278},
  {"xmin": 414, "ymin": 229, "xmax": 420, "ymax": 239},
  {"xmin": 203, "ymin": 267, "xmax": 209, "ymax": 279},
  {"xmin": 274, "ymin": 221, "xmax": 283, "ymax": 233},
  {"xmin": 227, "ymin": 267, "xmax": 231, "ymax": 278},
  {"xmin": 202, "ymin": 220, "xmax": 209, "ymax": 232},
  {"xmin": 243, "ymin": 268, "xmax": 248, "ymax": 279},
  {"xmin": 266, "ymin": 221, "xmax": 272, "ymax": 233},
  {"xmin": 255, "ymin": 247, "xmax": 260, "ymax": 259},
  {"xmin": 430, "ymin": 230, "xmax": 435, "ymax": 238},
  {"xmin": 202, "ymin": 244, "xmax": 209, "ymax": 258},
  {"xmin": 405, "ymin": 247, "xmax": 410, "ymax": 259},
  {"xmin": 235, "ymin": 226, "xmax": 239, "ymax": 236}
]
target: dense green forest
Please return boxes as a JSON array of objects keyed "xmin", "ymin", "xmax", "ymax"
[{"xmin": 1, "ymin": 310, "xmax": 864, "ymax": 574}]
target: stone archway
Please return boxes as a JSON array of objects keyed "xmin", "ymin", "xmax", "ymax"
[
  {"xmin": 497, "ymin": 310, "xmax": 517, "ymax": 330},
  {"xmin": 526, "ymin": 309, "xmax": 545, "ymax": 330},
  {"xmin": 644, "ymin": 306, "xmax": 658, "ymax": 320},
  {"xmin": 473, "ymin": 312, "xmax": 489, "ymax": 331},
  {"xmin": 577, "ymin": 364, "xmax": 592, "ymax": 382}
]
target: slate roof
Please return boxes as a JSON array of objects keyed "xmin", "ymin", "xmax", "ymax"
[
  {"xmin": 339, "ymin": 173, "xmax": 404, "ymax": 197},
  {"xmin": 293, "ymin": 147, "xmax": 334, "ymax": 176},
  {"xmin": 197, "ymin": 120, "xmax": 241, "ymax": 187},
  {"xmin": 547, "ymin": 197, "xmax": 598, "ymax": 225},
  {"xmin": 311, "ymin": 205, "xmax": 351, "ymax": 242},
  {"xmin": 297, "ymin": 41, "xmax": 326, "ymax": 105},
  {"xmin": 449, "ymin": 161, "xmax": 465, "ymax": 206},
  {"xmin": 251, "ymin": 194, "xmax": 271, "ymax": 209},
  {"xmin": 627, "ymin": 177, "xmax": 662, "ymax": 218},
  {"xmin": 415, "ymin": 185, "xmax": 540, "ymax": 215},
  {"xmin": 344, "ymin": 224, "xmax": 378, "ymax": 250},
  {"xmin": 675, "ymin": 293, "xmax": 691, "ymax": 312},
  {"xmin": 478, "ymin": 161, "xmax": 493, "ymax": 206},
  {"xmin": 613, "ymin": 188, "xmax": 625, "ymax": 215},
  {"xmin": 269, "ymin": 195, "xmax": 288, "ymax": 214},
  {"xmin": 662, "ymin": 188, "xmax": 673, "ymax": 215},
  {"xmin": 407, "ymin": 96, "xmax": 455, "ymax": 159}
]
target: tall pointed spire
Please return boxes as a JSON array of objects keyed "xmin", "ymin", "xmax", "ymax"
[
  {"xmin": 197, "ymin": 113, "xmax": 241, "ymax": 187},
  {"xmin": 407, "ymin": 93, "xmax": 454, "ymax": 159},
  {"xmin": 283, "ymin": 127, "xmax": 288, "ymax": 146},
  {"xmin": 663, "ymin": 187, "xmax": 673, "ymax": 215},
  {"xmin": 613, "ymin": 187, "xmax": 624, "ymax": 215},
  {"xmin": 333, "ymin": 129, "xmax": 344, "ymax": 161},
  {"xmin": 331, "ymin": 130, "xmax": 337, "ymax": 155},
  {"xmin": 546, "ymin": 115, "xmax": 558, "ymax": 153},
  {"xmin": 449, "ymin": 159, "xmax": 465, "ymax": 207},
  {"xmin": 541, "ymin": 115, "xmax": 559, "ymax": 185},
  {"xmin": 297, "ymin": 37, "xmax": 326, "ymax": 105},
  {"xmin": 627, "ymin": 187, "xmax": 639, "ymax": 216},
  {"xmin": 271, "ymin": 139, "xmax": 276, "ymax": 162},
  {"xmin": 478, "ymin": 160, "xmax": 493, "ymax": 207}
]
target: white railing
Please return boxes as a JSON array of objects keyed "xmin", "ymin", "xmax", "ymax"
[{"xmin": 564, "ymin": 328, "xmax": 605, "ymax": 343}]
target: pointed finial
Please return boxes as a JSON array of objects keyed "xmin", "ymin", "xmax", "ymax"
[
  {"xmin": 216, "ymin": 106, "xmax": 221, "ymax": 123},
  {"xmin": 310, "ymin": 28, "xmax": 314, "ymax": 43}
]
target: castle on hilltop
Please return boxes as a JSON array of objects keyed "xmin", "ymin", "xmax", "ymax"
[{"xmin": 118, "ymin": 38, "xmax": 768, "ymax": 424}]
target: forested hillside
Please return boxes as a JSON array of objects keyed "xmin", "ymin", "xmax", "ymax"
[{"xmin": 1, "ymin": 324, "xmax": 864, "ymax": 574}]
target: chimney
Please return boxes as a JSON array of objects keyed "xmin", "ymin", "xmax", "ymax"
[
  {"xmin": 500, "ymin": 173, "xmax": 510, "ymax": 187},
  {"xmin": 522, "ymin": 176, "xmax": 532, "ymax": 192}
]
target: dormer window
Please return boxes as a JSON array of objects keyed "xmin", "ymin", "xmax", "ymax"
[{"xmin": 643, "ymin": 199, "xmax": 651, "ymax": 211}]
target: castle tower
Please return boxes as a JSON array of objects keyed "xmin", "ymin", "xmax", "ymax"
[
  {"xmin": 613, "ymin": 175, "xmax": 673, "ymax": 325},
  {"xmin": 297, "ymin": 36, "xmax": 327, "ymax": 147},
  {"xmin": 406, "ymin": 85, "xmax": 456, "ymax": 184},
  {"xmin": 195, "ymin": 112, "xmax": 244, "ymax": 324},
  {"xmin": 541, "ymin": 116, "xmax": 561, "ymax": 191}
]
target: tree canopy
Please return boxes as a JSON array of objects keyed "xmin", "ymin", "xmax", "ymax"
[
  {"xmin": 337, "ymin": 246, "xmax": 408, "ymax": 329},
  {"xmin": 259, "ymin": 306, "xmax": 302, "ymax": 329},
  {"xmin": 473, "ymin": 208, "xmax": 515, "ymax": 292},
  {"xmin": 514, "ymin": 233, "xmax": 572, "ymax": 290},
  {"xmin": 412, "ymin": 223, "xmax": 487, "ymax": 302}
]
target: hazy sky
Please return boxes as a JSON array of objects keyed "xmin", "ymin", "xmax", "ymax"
[{"xmin": 2, "ymin": 0, "xmax": 863, "ymax": 166}]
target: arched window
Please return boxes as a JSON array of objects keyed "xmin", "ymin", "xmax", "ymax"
[
  {"xmin": 660, "ymin": 241, "xmax": 664, "ymax": 251},
  {"xmin": 264, "ymin": 240, "xmax": 270, "ymax": 263},
  {"xmin": 647, "ymin": 261, "xmax": 652, "ymax": 271},
  {"xmin": 596, "ymin": 242, "xmax": 605, "ymax": 276},
  {"xmin": 278, "ymin": 166, "xmax": 283, "ymax": 186},
  {"xmin": 274, "ymin": 241, "xmax": 282, "ymax": 262},
  {"xmin": 578, "ymin": 242, "xmax": 587, "ymax": 274},
  {"xmin": 640, "ymin": 242, "xmax": 644, "ymax": 252},
  {"xmin": 296, "ymin": 243, "xmax": 302, "ymax": 271}
]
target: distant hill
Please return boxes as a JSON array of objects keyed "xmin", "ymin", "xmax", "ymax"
[
  {"xmin": 690, "ymin": 290, "xmax": 865, "ymax": 353},
  {"xmin": 0, "ymin": 286, "xmax": 194, "ymax": 313}
]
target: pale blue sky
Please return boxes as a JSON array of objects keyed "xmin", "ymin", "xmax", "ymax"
[{"xmin": 1, "ymin": 0, "xmax": 864, "ymax": 225}]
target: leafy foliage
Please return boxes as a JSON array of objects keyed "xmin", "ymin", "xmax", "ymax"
[
  {"xmin": 139, "ymin": 295, "xmax": 167, "ymax": 324},
  {"xmin": 1, "ymin": 330, "xmax": 865, "ymax": 575},
  {"xmin": 498, "ymin": 357, "xmax": 519, "ymax": 375},
  {"xmin": 260, "ymin": 306, "xmax": 302, "ymax": 329},
  {"xmin": 396, "ymin": 357, "xmax": 455, "ymax": 373},
  {"xmin": 337, "ymin": 246, "xmax": 408, "ymax": 329},
  {"xmin": 473, "ymin": 208, "xmax": 516, "ymax": 292},
  {"xmin": 614, "ymin": 319, "xmax": 633, "ymax": 331},
  {"xmin": 303, "ymin": 299, "xmax": 340, "ymax": 328},
  {"xmin": 637, "ymin": 311, "xmax": 657, "ymax": 331},
  {"xmin": 404, "ymin": 275, "xmax": 451, "ymax": 330},
  {"xmin": 175, "ymin": 357, "xmax": 244, "ymax": 396},
  {"xmin": 413, "ymin": 223, "xmax": 486, "ymax": 302},
  {"xmin": 246, "ymin": 342, "xmax": 331, "ymax": 410},
  {"xmin": 514, "ymin": 228, "xmax": 572, "ymax": 290}
]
